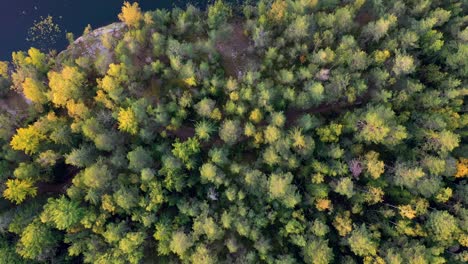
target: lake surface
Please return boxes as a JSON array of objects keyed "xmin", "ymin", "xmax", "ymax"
[{"xmin": 0, "ymin": 0, "xmax": 228, "ymax": 61}]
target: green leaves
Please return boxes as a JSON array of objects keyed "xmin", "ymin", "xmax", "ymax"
[
  {"xmin": 268, "ymin": 172, "xmax": 301, "ymax": 208},
  {"xmin": 0, "ymin": 1, "xmax": 466, "ymax": 263},
  {"xmin": 348, "ymin": 225, "xmax": 378, "ymax": 257},
  {"xmin": 172, "ymin": 137, "xmax": 200, "ymax": 170},
  {"xmin": 40, "ymin": 196, "xmax": 84, "ymax": 230}
]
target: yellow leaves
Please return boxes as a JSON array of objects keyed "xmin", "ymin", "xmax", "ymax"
[
  {"xmin": 118, "ymin": 1, "xmax": 143, "ymax": 27},
  {"xmin": 459, "ymin": 233, "xmax": 468, "ymax": 247},
  {"xmin": 66, "ymin": 100, "xmax": 90, "ymax": 119},
  {"xmin": 268, "ymin": 0, "xmax": 287, "ymax": 22},
  {"xmin": 183, "ymin": 76, "xmax": 197, "ymax": 87},
  {"xmin": 398, "ymin": 205, "xmax": 417, "ymax": 219},
  {"xmin": 374, "ymin": 50, "xmax": 391, "ymax": 64},
  {"xmin": 333, "ymin": 211, "xmax": 352, "ymax": 236},
  {"xmin": 22, "ymin": 77, "xmax": 48, "ymax": 104},
  {"xmin": 364, "ymin": 151, "xmax": 385, "ymax": 179},
  {"xmin": 264, "ymin": 125, "xmax": 281, "ymax": 144},
  {"xmin": 229, "ymin": 91, "xmax": 239, "ymax": 101},
  {"xmin": 210, "ymin": 108, "xmax": 222, "ymax": 121},
  {"xmin": 102, "ymin": 194, "xmax": 116, "ymax": 213},
  {"xmin": 3, "ymin": 179, "xmax": 37, "ymax": 204},
  {"xmin": 118, "ymin": 107, "xmax": 139, "ymax": 135},
  {"xmin": 312, "ymin": 173, "xmax": 324, "ymax": 184},
  {"xmin": 316, "ymin": 198, "xmax": 332, "ymax": 211},
  {"xmin": 364, "ymin": 186, "xmax": 384, "ymax": 205},
  {"xmin": 0, "ymin": 61, "xmax": 8, "ymax": 77},
  {"xmin": 435, "ymin": 187, "xmax": 452, "ymax": 203},
  {"xmin": 396, "ymin": 220, "xmax": 426, "ymax": 237},
  {"xmin": 48, "ymin": 66, "xmax": 85, "ymax": 106},
  {"xmin": 455, "ymin": 157, "xmax": 468, "ymax": 178},
  {"xmin": 24, "ymin": 48, "xmax": 47, "ymax": 71},
  {"xmin": 364, "ymin": 256, "xmax": 385, "ymax": 264},
  {"xmin": 254, "ymin": 131, "xmax": 263, "ymax": 145},
  {"xmin": 316, "ymin": 122, "xmax": 342, "ymax": 143},
  {"xmin": 11, "ymin": 125, "xmax": 46, "ymax": 154},
  {"xmin": 249, "ymin": 108, "xmax": 263, "ymax": 123},
  {"xmin": 290, "ymin": 128, "xmax": 306, "ymax": 149}
]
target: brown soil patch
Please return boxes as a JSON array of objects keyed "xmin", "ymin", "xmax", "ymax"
[
  {"xmin": 0, "ymin": 90, "xmax": 31, "ymax": 117},
  {"xmin": 215, "ymin": 21, "xmax": 259, "ymax": 78}
]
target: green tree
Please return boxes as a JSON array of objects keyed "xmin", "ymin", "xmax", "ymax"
[
  {"xmin": 17, "ymin": 220, "xmax": 60, "ymax": 260},
  {"xmin": 268, "ymin": 172, "xmax": 301, "ymax": 208},
  {"xmin": 347, "ymin": 225, "xmax": 378, "ymax": 257},
  {"xmin": 127, "ymin": 147, "xmax": 153, "ymax": 172},
  {"xmin": 170, "ymin": 231, "xmax": 193, "ymax": 258},
  {"xmin": 425, "ymin": 211, "xmax": 459, "ymax": 245},
  {"xmin": 82, "ymin": 162, "xmax": 112, "ymax": 189},
  {"xmin": 207, "ymin": 0, "xmax": 232, "ymax": 30},
  {"xmin": 303, "ymin": 238, "xmax": 334, "ymax": 264},
  {"xmin": 40, "ymin": 196, "xmax": 84, "ymax": 230},
  {"xmin": 219, "ymin": 119, "xmax": 241, "ymax": 145}
]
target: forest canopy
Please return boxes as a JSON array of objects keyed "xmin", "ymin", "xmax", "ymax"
[{"xmin": 0, "ymin": 0, "xmax": 467, "ymax": 263}]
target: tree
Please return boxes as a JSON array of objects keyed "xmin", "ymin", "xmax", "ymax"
[
  {"xmin": 268, "ymin": 172, "xmax": 301, "ymax": 208},
  {"xmin": 364, "ymin": 151, "xmax": 385, "ymax": 179},
  {"xmin": 286, "ymin": 15, "xmax": 310, "ymax": 40},
  {"xmin": 10, "ymin": 125, "xmax": 46, "ymax": 155},
  {"xmin": 82, "ymin": 162, "xmax": 111, "ymax": 189},
  {"xmin": 195, "ymin": 98, "xmax": 216, "ymax": 118},
  {"xmin": 347, "ymin": 225, "xmax": 378, "ymax": 257},
  {"xmin": 316, "ymin": 122, "xmax": 342, "ymax": 143},
  {"xmin": 303, "ymin": 238, "xmax": 334, "ymax": 264},
  {"xmin": 191, "ymin": 244, "xmax": 217, "ymax": 264},
  {"xmin": 426, "ymin": 211, "xmax": 459, "ymax": 245},
  {"xmin": 13, "ymin": 162, "xmax": 38, "ymax": 180},
  {"xmin": 199, "ymin": 163, "xmax": 224, "ymax": 186},
  {"xmin": 118, "ymin": 1, "xmax": 143, "ymax": 28},
  {"xmin": 334, "ymin": 177, "xmax": 354, "ymax": 198},
  {"xmin": 0, "ymin": 61, "xmax": 12, "ymax": 97},
  {"xmin": 127, "ymin": 147, "xmax": 153, "ymax": 172},
  {"xmin": 195, "ymin": 120, "xmax": 215, "ymax": 141},
  {"xmin": 17, "ymin": 220, "xmax": 60, "ymax": 260},
  {"xmin": 40, "ymin": 196, "xmax": 84, "ymax": 230},
  {"xmin": 170, "ymin": 231, "xmax": 193, "ymax": 257},
  {"xmin": 47, "ymin": 66, "xmax": 86, "ymax": 106},
  {"xmin": 219, "ymin": 119, "xmax": 241, "ymax": 145},
  {"xmin": 355, "ymin": 105, "xmax": 407, "ymax": 145},
  {"xmin": 362, "ymin": 15, "xmax": 397, "ymax": 42},
  {"xmin": 392, "ymin": 53, "xmax": 415, "ymax": 76},
  {"xmin": 21, "ymin": 77, "xmax": 48, "ymax": 104},
  {"xmin": 65, "ymin": 145, "xmax": 96, "ymax": 168},
  {"xmin": 207, "ymin": 0, "xmax": 232, "ymax": 30},
  {"xmin": 118, "ymin": 107, "xmax": 139, "ymax": 135},
  {"xmin": 3, "ymin": 179, "xmax": 37, "ymax": 204}
]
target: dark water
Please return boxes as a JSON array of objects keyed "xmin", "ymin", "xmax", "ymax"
[{"xmin": 0, "ymin": 0, "xmax": 218, "ymax": 61}]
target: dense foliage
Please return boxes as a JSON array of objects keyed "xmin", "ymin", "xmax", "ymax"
[{"xmin": 0, "ymin": 1, "xmax": 467, "ymax": 263}]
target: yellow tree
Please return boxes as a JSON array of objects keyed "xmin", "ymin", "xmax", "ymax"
[
  {"xmin": 118, "ymin": 1, "xmax": 143, "ymax": 28},
  {"xmin": 22, "ymin": 77, "xmax": 48, "ymax": 104},
  {"xmin": 3, "ymin": 179, "xmax": 37, "ymax": 204},
  {"xmin": 118, "ymin": 107, "xmax": 139, "ymax": 135},
  {"xmin": 10, "ymin": 125, "xmax": 46, "ymax": 154},
  {"xmin": 48, "ymin": 66, "xmax": 86, "ymax": 106}
]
